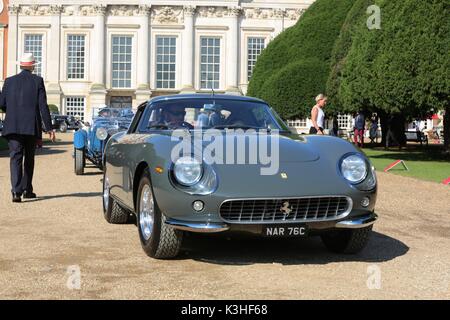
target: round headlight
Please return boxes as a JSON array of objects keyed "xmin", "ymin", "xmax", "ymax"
[
  {"xmin": 173, "ymin": 157, "xmax": 203, "ymax": 186},
  {"xmin": 96, "ymin": 127, "xmax": 108, "ymax": 141},
  {"xmin": 340, "ymin": 154, "xmax": 368, "ymax": 184}
]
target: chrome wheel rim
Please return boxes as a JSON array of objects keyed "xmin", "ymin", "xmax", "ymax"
[
  {"xmin": 139, "ymin": 184, "xmax": 154, "ymax": 241},
  {"xmin": 103, "ymin": 176, "xmax": 110, "ymax": 210}
]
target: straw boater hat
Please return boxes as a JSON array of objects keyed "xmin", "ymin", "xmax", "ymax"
[{"xmin": 17, "ymin": 52, "xmax": 40, "ymax": 67}]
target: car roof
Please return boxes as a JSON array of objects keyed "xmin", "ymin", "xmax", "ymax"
[{"xmin": 147, "ymin": 94, "xmax": 267, "ymax": 106}]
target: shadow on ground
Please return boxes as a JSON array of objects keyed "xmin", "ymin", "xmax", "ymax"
[
  {"xmin": 176, "ymin": 231, "xmax": 409, "ymax": 266},
  {"xmin": 0, "ymin": 145, "xmax": 67, "ymax": 158},
  {"xmin": 23, "ymin": 192, "xmax": 102, "ymax": 202}
]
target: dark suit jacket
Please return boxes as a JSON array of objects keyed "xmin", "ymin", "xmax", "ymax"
[{"xmin": 0, "ymin": 70, "xmax": 52, "ymax": 137}]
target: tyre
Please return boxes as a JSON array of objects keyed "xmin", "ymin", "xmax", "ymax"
[
  {"xmin": 321, "ymin": 225, "xmax": 372, "ymax": 254},
  {"xmin": 74, "ymin": 148, "xmax": 85, "ymax": 175},
  {"xmin": 136, "ymin": 170, "xmax": 183, "ymax": 259},
  {"xmin": 103, "ymin": 172, "xmax": 129, "ymax": 224},
  {"xmin": 59, "ymin": 122, "xmax": 68, "ymax": 133}
]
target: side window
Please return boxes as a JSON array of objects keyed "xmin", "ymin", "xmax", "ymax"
[{"xmin": 129, "ymin": 105, "xmax": 145, "ymax": 133}]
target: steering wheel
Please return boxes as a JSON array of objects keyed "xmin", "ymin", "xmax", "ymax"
[{"xmin": 178, "ymin": 121, "xmax": 194, "ymax": 129}]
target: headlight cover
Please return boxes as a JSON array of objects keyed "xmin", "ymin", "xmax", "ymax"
[
  {"xmin": 96, "ymin": 127, "xmax": 108, "ymax": 141},
  {"xmin": 173, "ymin": 156, "xmax": 203, "ymax": 186},
  {"xmin": 340, "ymin": 154, "xmax": 368, "ymax": 184}
]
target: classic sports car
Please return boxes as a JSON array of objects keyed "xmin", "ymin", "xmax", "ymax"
[
  {"xmin": 73, "ymin": 107, "xmax": 134, "ymax": 175},
  {"xmin": 102, "ymin": 94, "xmax": 378, "ymax": 259},
  {"xmin": 51, "ymin": 112, "xmax": 81, "ymax": 133}
]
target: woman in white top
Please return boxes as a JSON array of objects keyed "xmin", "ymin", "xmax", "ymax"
[{"xmin": 309, "ymin": 94, "xmax": 327, "ymax": 135}]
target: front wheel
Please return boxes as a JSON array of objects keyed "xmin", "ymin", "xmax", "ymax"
[
  {"xmin": 321, "ymin": 225, "xmax": 372, "ymax": 254},
  {"xmin": 103, "ymin": 172, "xmax": 129, "ymax": 224},
  {"xmin": 74, "ymin": 148, "xmax": 85, "ymax": 175},
  {"xmin": 136, "ymin": 170, "xmax": 183, "ymax": 259}
]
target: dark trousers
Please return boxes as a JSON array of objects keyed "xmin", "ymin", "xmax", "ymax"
[
  {"xmin": 309, "ymin": 127, "xmax": 324, "ymax": 134},
  {"xmin": 7, "ymin": 134, "xmax": 36, "ymax": 194}
]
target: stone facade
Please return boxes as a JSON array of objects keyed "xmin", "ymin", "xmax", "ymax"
[{"xmin": 3, "ymin": 1, "xmax": 314, "ymax": 118}]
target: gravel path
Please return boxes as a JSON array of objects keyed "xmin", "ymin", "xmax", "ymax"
[{"xmin": 0, "ymin": 133, "xmax": 449, "ymax": 299}]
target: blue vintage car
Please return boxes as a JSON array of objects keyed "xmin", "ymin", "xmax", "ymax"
[{"xmin": 73, "ymin": 107, "xmax": 134, "ymax": 175}]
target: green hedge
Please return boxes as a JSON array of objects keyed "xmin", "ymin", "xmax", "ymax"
[
  {"xmin": 247, "ymin": 0, "xmax": 353, "ymax": 118},
  {"xmin": 257, "ymin": 59, "xmax": 328, "ymax": 119},
  {"xmin": 325, "ymin": 0, "xmax": 369, "ymax": 114},
  {"xmin": 48, "ymin": 104, "xmax": 59, "ymax": 114}
]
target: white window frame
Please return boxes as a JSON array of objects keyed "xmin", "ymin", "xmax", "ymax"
[
  {"xmin": 240, "ymin": 32, "xmax": 270, "ymax": 86},
  {"xmin": 109, "ymin": 34, "xmax": 134, "ymax": 89},
  {"xmin": 107, "ymin": 30, "xmax": 136, "ymax": 90},
  {"xmin": 337, "ymin": 114, "xmax": 353, "ymax": 130},
  {"xmin": 246, "ymin": 36, "xmax": 266, "ymax": 81},
  {"xmin": 287, "ymin": 119, "xmax": 308, "ymax": 128},
  {"xmin": 64, "ymin": 96, "xmax": 86, "ymax": 121},
  {"xmin": 63, "ymin": 30, "xmax": 89, "ymax": 81},
  {"xmin": 19, "ymin": 30, "xmax": 47, "ymax": 78},
  {"xmin": 155, "ymin": 35, "xmax": 177, "ymax": 90},
  {"xmin": 195, "ymin": 32, "xmax": 225, "ymax": 91},
  {"xmin": 151, "ymin": 30, "xmax": 181, "ymax": 90},
  {"xmin": 198, "ymin": 36, "xmax": 221, "ymax": 90},
  {"xmin": 23, "ymin": 34, "xmax": 44, "ymax": 77}
]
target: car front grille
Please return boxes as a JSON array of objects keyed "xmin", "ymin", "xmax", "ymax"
[{"xmin": 219, "ymin": 196, "xmax": 351, "ymax": 223}]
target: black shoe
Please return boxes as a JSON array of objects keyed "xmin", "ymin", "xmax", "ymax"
[
  {"xmin": 23, "ymin": 191, "xmax": 37, "ymax": 199},
  {"xmin": 12, "ymin": 193, "xmax": 22, "ymax": 203}
]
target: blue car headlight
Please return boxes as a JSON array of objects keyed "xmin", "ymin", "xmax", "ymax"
[
  {"xmin": 173, "ymin": 156, "xmax": 203, "ymax": 186},
  {"xmin": 340, "ymin": 154, "xmax": 368, "ymax": 184},
  {"xmin": 96, "ymin": 127, "xmax": 108, "ymax": 141}
]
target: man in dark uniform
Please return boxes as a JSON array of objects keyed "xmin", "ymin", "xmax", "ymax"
[{"xmin": 0, "ymin": 53, "xmax": 55, "ymax": 202}]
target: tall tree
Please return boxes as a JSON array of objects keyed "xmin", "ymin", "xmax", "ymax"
[
  {"xmin": 336, "ymin": 0, "xmax": 449, "ymax": 148},
  {"xmin": 247, "ymin": 0, "xmax": 354, "ymax": 119}
]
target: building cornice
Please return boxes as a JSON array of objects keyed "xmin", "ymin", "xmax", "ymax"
[
  {"xmin": 19, "ymin": 24, "xmax": 51, "ymax": 28},
  {"xmin": 10, "ymin": 4, "xmax": 306, "ymax": 21}
]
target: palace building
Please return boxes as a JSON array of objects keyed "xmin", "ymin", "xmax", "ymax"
[{"xmin": 1, "ymin": 1, "xmax": 314, "ymax": 120}]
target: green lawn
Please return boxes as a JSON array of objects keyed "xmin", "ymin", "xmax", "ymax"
[{"xmin": 362, "ymin": 146, "xmax": 450, "ymax": 184}]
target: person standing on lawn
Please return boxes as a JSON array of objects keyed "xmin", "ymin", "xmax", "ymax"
[
  {"xmin": 353, "ymin": 110, "xmax": 365, "ymax": 147},
  {"xmin": 309, "ymin": 94, "xmax": 327, "ymax": 135},
  {"xmin": 0, "ymin": 53, "xmax": 55, "ymax": 203}
]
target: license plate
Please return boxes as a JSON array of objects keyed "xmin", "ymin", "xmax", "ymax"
[{"xmin": 263, "ymin": 225, "xmax": 308, "ymax": 237}]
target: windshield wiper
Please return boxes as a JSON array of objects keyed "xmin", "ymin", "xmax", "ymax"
[
  {"xmin": 147, "ymin": 123, "xmax": 169, "ymax": 130},
  {"xmin": 211, "ymin": 124, "xmax": 270, "ymax": 131}
]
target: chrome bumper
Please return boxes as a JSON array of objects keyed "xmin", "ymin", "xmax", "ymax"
[
  {"xmin": 165, "ymin": 213, "xmax": 378, "ymax": 233},
  {"xmin": 165, "ymin": 218, "xmax": 229, "ymax": 233},
  {"xmin": 335, "ymin": 213, "xmax": 378, "ymax": 229}
]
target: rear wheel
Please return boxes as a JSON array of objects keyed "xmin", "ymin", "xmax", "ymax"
[
  {"xmin": 321, "ymin": 225, "xmax": 372, "ymax": 254},
  {"xmin": 59, "ymin": 122, "xmax": 68, "ymax": 133},
  {"xmin": 136, "ymin": 170, "xmax": 183, "ymax": 259},
  {"xmin": 74, "ymin": 148, "xmax": 85, "ymax": 175},
  {"xmin": 103, "ymin": 172, "xmax": 129, "ymax": 224}
]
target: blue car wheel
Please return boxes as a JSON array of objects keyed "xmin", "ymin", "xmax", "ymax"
[{"xmin": 74, "ymin": 148, "xmax": 85, "ymax": 175}]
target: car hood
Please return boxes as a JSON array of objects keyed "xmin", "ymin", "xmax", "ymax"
[
  {"xmin": 168, "ymin": 131, "xmax": 319, "ymax": 163},
  {"xmin": 141, "ymin": 131, "xmax": 358, "ymax": 199}
]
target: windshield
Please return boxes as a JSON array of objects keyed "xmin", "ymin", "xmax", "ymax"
[{"xmin": 139, "ymin": 98, "xmax": 286, "ymax": 131}]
